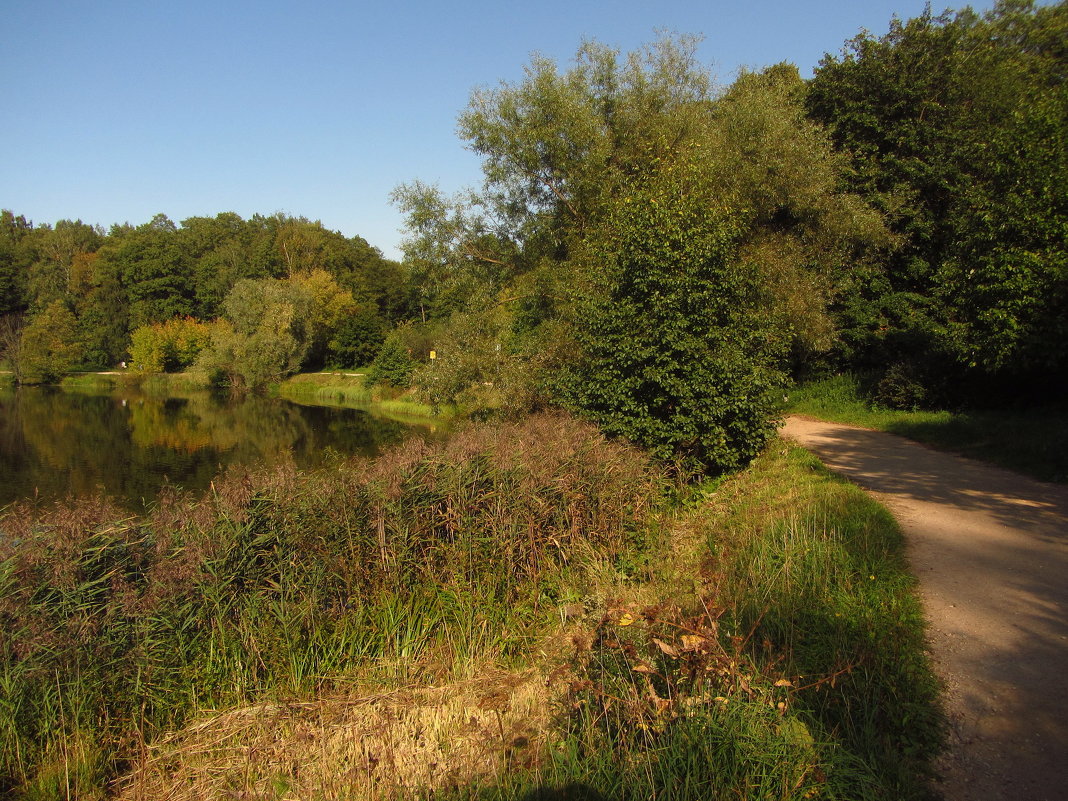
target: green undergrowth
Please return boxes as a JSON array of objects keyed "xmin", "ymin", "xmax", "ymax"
[
  {"xmin": 0, "ymin": 414, "xmax": 663, "ymax": 799},
  {"xmin": 278, "ymin": 372, "xmax": 446, "ymax": 420},
  {"xmin": 59, "ymin": 372, "xmax": 140, "ymax": 392},
  {"xmin": 788, "ymin": 373, "xmax": 1067, "ymax": 482},
  {"xmin": 450, "ymin": 442, "xmax": 943, "ymax": 801}
]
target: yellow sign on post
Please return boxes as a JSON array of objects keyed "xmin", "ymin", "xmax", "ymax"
[{"xmin": 429, "ymin": 350, "xmax": 436, "ymax": 360}]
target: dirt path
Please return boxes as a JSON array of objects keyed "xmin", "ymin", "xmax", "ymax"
[{"xmin": 781, "ymin": 417, "xmax": 1068, "ymax": 800}]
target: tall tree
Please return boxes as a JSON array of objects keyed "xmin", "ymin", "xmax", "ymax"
[
  {"xmin": 0, "ymin": 210, "xmax": 33, "ymax": 315},
  {"xmin": 107, "ymin": 214, "xmax": 194, "ymax": 328},
  {"xmin": 396, "ymin": 36, "xmax": 884, "ymax": 469},
  {"xmin": 808, "ymin": 0, "xmax": 1068, "ymax": 385}
]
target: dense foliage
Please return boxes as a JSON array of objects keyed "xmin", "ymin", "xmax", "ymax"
[
  {"xmin": 0, "ymin": 212, "xmax": 411, "ymax": 382},
  {"xmin": 807, "ymin": 0, "xmax": 1068, "ymax": 402},
  {"xmin": 394, "ymin": 38, "xmax": 882, "ymax": 472},
  {"xmin": 554, "ymin": 162, "xmax": 785, "ymax": 472}
]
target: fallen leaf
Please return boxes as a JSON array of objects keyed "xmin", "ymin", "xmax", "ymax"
[
  {"xmin": 652, "ymin": 638, "xmax": 679, "ymax": 658},
  {"xmin": 680, "ymin": 634, "xmax": 707, "ymax": 651}
]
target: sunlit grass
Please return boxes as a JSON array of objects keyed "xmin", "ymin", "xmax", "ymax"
[
  {"xmin": 277, "ymin": 372, "xmax": 451, "ymax": 420},
  {"xmin": 0, "ymin": 414, "xmax": 661, "ymax": 798},
  {"xmin": 438, "ymin": 442, "xmax": 943, "ymax": 801}
]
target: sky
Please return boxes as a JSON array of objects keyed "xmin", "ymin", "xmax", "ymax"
[{"xmin": 2, "ymin": 0, "xmax": 990, "ymax": 260}]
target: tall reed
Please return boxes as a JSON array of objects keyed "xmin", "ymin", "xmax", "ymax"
[{"xmin": 0, "ymin": 413, "xmax": 664, "ymax": 798}]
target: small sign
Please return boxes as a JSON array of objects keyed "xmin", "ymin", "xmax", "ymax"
[{"xmin": 429, "ymin": 350, "xmax": 436, "ymax": 360}]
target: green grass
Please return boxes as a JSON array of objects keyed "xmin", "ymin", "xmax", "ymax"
[
  {"xmin": 58, "ymin": 372, "xmax": 127, "ymax": 391},
  {"xmin": 278, "ymin": 372, "xmax": 449, "ymax": 420},
  {"xmin": 442, "ymin": 441, "xmax": 944, "ymax": 801},
  {"xmin": 787, "ymin": 373, "xmax": 1068, "ymax": 482},
  {"xmin": 277, "ymin": 371, "xmax": 374, "ymax": 405}
]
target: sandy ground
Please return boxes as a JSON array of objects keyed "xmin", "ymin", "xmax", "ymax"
[{"xmin": 781, "ymin": 417, "xmax": 1068, "ymax": 801}]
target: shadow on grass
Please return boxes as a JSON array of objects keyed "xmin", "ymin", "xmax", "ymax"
[{"xmin": 885, "ymin": 409, "xmax": 1068, "ymax": 483}]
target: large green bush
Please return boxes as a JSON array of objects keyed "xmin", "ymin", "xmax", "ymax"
[
  {"xmin": 129, "ymin": 316, "xmax": 212, "ymax": 373},
  {"xmin": 16, "ymin": 300, "xmax": 81, "ymax": 384},
  {"xmin": 555, "ymin": 163, "xmax": 786, "ymax": 474},
  {"xmin": 366, "ymin": 327, "xmax": 418, "ymax": 388}
]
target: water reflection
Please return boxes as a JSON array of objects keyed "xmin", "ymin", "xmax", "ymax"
[{"xmin": 0, "ymin": 386, "xmax": 426, "ymax": 510}]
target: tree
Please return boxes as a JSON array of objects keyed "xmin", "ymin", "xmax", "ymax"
[
  {"xmin": 395, "ymin": 35, "xmax": 883, "ymax": 469},
  {"xmin": 200, "ymin": 271, "xmax": 357, "ymax": 389},
  {"xmin": 326, "ymin": 309, "xmax": 386, "ymax": 369},
  {"xmin": 17, "ymin": 300, "xmax": 81, "ymax": 383},
  {"xmin": 0, "ymin": 210, "xmax": 33, "ymax": 315},
  {"xmin": 129, "ymin": 317, "xmax": 212, "ymax": 373},
  {"xmin": 554, "ymin": 160, "xmax": 786, "ymax": 473},
  {"xmin": 109, "ymin": 214, "xmax": 194, "ymax": 328},
  {"xmin": 366, "ymin": 327, "xmax": 417, "ymax": 389},
  {"xmin": 808, "ymin": 0, "xmax": 1068, "ymax": 388},
  {"xmin": 24, "ymin": 219, "xmax": 103, "ymax": 312}
]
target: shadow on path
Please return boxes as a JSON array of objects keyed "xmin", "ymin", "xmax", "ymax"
[{"xmin": 782, "ymin": 417, "xmax": 1068, "ymax": 801}]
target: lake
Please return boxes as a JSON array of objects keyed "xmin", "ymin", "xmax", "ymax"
[{"xmin": 0, "ymin": 386, "xmax": 434, "ymax": 511}]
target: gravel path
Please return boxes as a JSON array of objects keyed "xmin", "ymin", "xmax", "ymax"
[{"xmin": 781, "ymin": 417, "xmax": 1068, "ymax": 801}]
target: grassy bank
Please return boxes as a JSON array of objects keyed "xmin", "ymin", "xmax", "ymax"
[
  {"xmin": 788, "ymin": 373, "xmax": 1067, "ymax": 483},
  {"xmin": 0, "ymin": 415, "xmax": 661, "ymax": 799},
  {"xmin": 58, "ymin": 372, "xmax": 134, "ymax": 392},
  {"xmin": 57, "ymin": 371, "xmax": 208, "ymax": 395},
  {"xmin": 447, "ymin": 442, "xmax": 943, "ymax": 801},
  {"xmin": 0, "ymin": 417, "xmax": 943, "ymax": 799},
  {"xmin": 278, "ymin": 372, "xmax": 446, "ymax": 420}
]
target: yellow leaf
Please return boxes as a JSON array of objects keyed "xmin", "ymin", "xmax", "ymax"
[
  {"xmin": 617, "ymin": 612, "xmax": 635, "ymax": 627},
  {"xmin": 680, "ymin": 634, "xmax": 707, "ymax": 651}
]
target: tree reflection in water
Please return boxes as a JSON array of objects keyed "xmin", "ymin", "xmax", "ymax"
[{"xmin": 0, "ymin": 386, "xmax": 426, "ymax": 510}]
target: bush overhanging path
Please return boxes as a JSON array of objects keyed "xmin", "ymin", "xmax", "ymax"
[{"xmin": 781, "ymin": 416, "xmax": 1068, "ymax": 801}]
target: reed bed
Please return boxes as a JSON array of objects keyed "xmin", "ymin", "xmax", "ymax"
[{"xmin": 0, "ymin": 413, "xmax": 664, "ymax": 799}]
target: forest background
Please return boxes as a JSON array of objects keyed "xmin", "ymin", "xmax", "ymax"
[{"xmin": 2, "ymin": 0, "xmax": 1065, "ymax": 474}]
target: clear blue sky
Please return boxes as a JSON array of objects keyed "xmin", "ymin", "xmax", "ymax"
[{"xmin": 2, "ymin": 0, "xmax": 985, "ymax": 259}]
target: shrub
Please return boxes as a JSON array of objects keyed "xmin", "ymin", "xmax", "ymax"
[
  {"xmin": 555, "ymin": 163, "xmax": 786, "ymax": 474},
  {"xmin": 16, "ymin": 301, "xmax": 81, "ymax": 384},
  {"xmin": 366, "ymin": 328, "xmax": 418, "ymax": 388},
  {"xmin": 129, "ymin": 316, "xmax": 212, "ymax": 373}
]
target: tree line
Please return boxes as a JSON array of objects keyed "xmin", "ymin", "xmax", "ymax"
[
  {"xmin": 3, "ymin": 0, "xmax": 1064, "ymax": 474},
  {"xmin": 0, "ymin": 211, "xmax": 412, "ymax": 385}
]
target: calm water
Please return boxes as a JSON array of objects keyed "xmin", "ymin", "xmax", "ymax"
[{"xmin": 0, "ymin": 387, "xmax": 431, "ymax": 511}]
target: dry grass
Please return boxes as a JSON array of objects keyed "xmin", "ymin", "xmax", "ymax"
[{"xmin": 118, "ymin": 667, "xmax": 557, "ymax": 801}]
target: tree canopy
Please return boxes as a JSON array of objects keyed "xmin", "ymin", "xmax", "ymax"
[
  {"xmin": 394, "ymin": 35, "xmax": 886, "ymax": 471},
  {"xmin": 807, "ymin": 0, "xmax": 1068, "ymax": 395}
]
